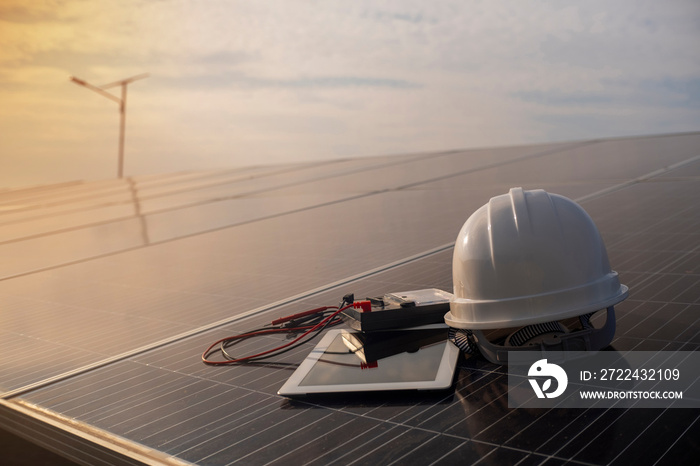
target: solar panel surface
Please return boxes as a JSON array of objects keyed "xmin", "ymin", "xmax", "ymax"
[{"xmin": 1, "ymin": 133, "xmax": 698, "ymax": 465}]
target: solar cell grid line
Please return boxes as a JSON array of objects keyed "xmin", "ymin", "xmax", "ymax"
[
  {"xmin": 119, "ymin": 384, "xmax": 242, "ymax": 439},
  {"xmin": 622, "ymin": 301, "xmax": 689, "ymax": 338},
  {"xmin": 622, "ymin": 230, "xmax": 697, "ymax": 253},
  {"xmin": 677, "ymin": 329, "xmax": 700, "ymax": 348},
  {"xmin": 0, "ymin": 353, "xmax": 86, "ymax": 390},
  {"xmin": 131, "ymin": 161, "xmax": 339, "ymax": 198},
  {"xmin": 335, "ymin": 394, "xmax": 429, "ymax": 425},
  {"xmin": 108, "ymin": 369, "xmax": 242, "ymax": 421},
  {"xmin": 153, "ymin": 393, "xmax": 274, "ymax": 454},
  {"xmin": 415, "ymin": 371, "xmax": 508, "ymax": 433},
  {"xmin": 604, "ymin": 255, "xmax": 695, "ymax": 292},
  {"xmin": 393, "ymin": 371, "xmax": 505, "ymax": 428},
  {"xmin": 50, "ymin": 363, "xmax": 190, "ymax": 413},
  {"xmin": 133, "ymin": 149, "xmax": 422, "ymax": 197},
  {"xmin": 503, "ymin": 403, "xmax": 590, "ymax": 450},
  {"xmin": 0, "ymin": 194, "xmax": 135, "ymax": 229},
  {"xmin": 378, "ymin": 386, "xmax": 459, "ymax": 426},
  {"xmin": 531, "ymin": 409, "xmax": 610, "ymax": 457},
  {"xmin": 448, "ymin": 441, "xmax": 546, "ymax": 465},
  {"xmin": 650, "ymin": 275, "xmax": 700, "ymax": 303},
  {"xmin": 0, "ymin": 160, "xmax": 324, "ymax": 216},
  {"xmin": 270, "ymin": 418, "xmax": 405, "ymax": 466},
  {"xmin": 446, "ymin": 386, "xmax": 514, "ymax": 440},
  {"xmin": 73, "ymin": 374, "xmax": 198, "ymax": 425},
  {"xmin": 468, "ymin": 446, "xmax": 537, "ymax": 466},
  {"xmin": 476, "ymin": 449, "xmax": 539, "ymax": 466},
  {"xmin": 541, "ymin": 341, "xmax": 674, "ymax": 461},
  {"xmin": 426, "ymin": 441, "xmax": 489, "ymax": 466},
  {"xmin": 210, "ymin": 411, "xmax": 345, "ymax": 465},
  {"xmin": 649, "ymin": 414, "xmax": 700, "ymax": 466},
  {"xmin": 131, "ymin": 168, "xmax": 252, "ymax": 187},
  {"xmin": 71, "ymin": 373, "xmax": 204, "ymax": 424},
  {"xmin": 470, "ymin": 395, "xmax": 555, "ymax": 445},
  {"xmin": 393, "ymin": 140, "xmax": 598, "ymax": 191},
  {"xmin": 135, "ymin": 389, "xmax": 270, "ymax": 447},
  {"xmin": 232, "ymin": 412, "xmax": 360, "ymax": 466},
  {"xmin": 0, "ymin": 180, "xmax": 82, "ymax": 199},
  {"xmin": 0, "ymin": 205, "xmax": 137, "ymax": 244},
  {"xmin": 567, "ymin": 354, "xmax": 698, "ymax": 464},
  {"xmin": 0, "ymin": 168, "xmax": 208, "ymax": 204},
  {"xmin": 437, "ymin": 374, "xmax": 508, "ymax": 433},
  {"xmin": 417, "ymin": 146, "xmax": 700, "ymax": 197},
  {"xmin": 614, "ymin": 251, "xmax": 689, "ymax": 275},
  {"xmin": 642, "ymin": 304, "xmax": 698, "ymax": 342},
  {"xmin": 268, "ymin": 141, "xmax": 592, "ymax": 197},
  {"xmin": 571, "ymin": 155, "xmax": 700, "ymax": 204},
  {"xmin": 180, "ymin": 404, "xmax": 324, "ymax": 463},
  {"xmin": 344, "ymin": 427, "xmax": 438, "ymax": 466},
  {"xmin": 100, "ymin": 379, "xmax": 221, "ymax": 430},
  {"xmin": 472, "ymin": 393, "xmax": 533, "ymax": 442},
  {"xmin": 666, "ymin": 254, "xmax": 700, "ymax": 281},
  {"xmin": 161, "ymin": 400, "xmax": 286, "ymax": 457},
  {"xmin": 388, "ymin": 436, "xmax": 470, "ymax": 466},
  {"xmin": 577, "ymin": 412, "xmax": 697, "ymax": 465},
  {"xmin": 0, "ymin": 347, "xmax": 95, "ymax": 383},
  {"xmin": 302, "ymin": 423, "xmax": 411, "ymax": 466},
  {"xmin": 311, "ymin": 424, "xmax": 423, "ymax": 466},
  {"xmin": 588, "ymin": 197, "xmax": 697, "ymax": 247},
  {"xmin": 0, "ymin": 345, "xmax": 101, "ymax": 388},
  {"xmin": 0, "ymin": 178, "xmax": 127, "ymax": 207},
  {"xmin": 395, "ymin": 369, "xmax": 501, "ymax": 428},
  {"xmin": 620, "ymin": 266, "xmax": 698, "ymax": 304}
]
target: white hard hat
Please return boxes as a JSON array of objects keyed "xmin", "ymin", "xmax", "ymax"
[{"xmin": 445, "ymin": 187, "xmax": 628, "ymax": 363}]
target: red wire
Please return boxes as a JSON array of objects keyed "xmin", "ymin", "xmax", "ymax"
[{"xmin": 202, "ymin": 304, "xmax": 350, "ymax": 365}]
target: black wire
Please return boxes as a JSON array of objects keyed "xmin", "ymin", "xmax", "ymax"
[
  {"xmin": 218, "ymin": 311, "xmax": 343, "ymax": 363},
  {"xmin": 237, "ymin": 316, "xmax": 342, "ymax": 363},
  {"xmin": 219, "ymin": 315, "xmax": 328, "ymax": 357},
  {"xmin": 246, "ymin": 318, "xmax": 339, "ymax": 362}
]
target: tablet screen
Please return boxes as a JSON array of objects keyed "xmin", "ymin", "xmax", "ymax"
[{"xmin": 278, "ymin": 326, "xmax": 459, "ymax": 396}]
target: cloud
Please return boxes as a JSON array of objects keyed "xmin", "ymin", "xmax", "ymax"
[
  {"xmin": 0, "ymin": 0, "xmax": 698, "ymax": 188},
  {"xmin": 513, "ymin": 91, "xmax": 612, "ymax": 107},
  {"xmin": 159, "ymin": 72, "xmax": 421, "ymax": 91}
]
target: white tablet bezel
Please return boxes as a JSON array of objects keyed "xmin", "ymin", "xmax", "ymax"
[{"xmin": 278, "ymin": 326, "xmax": 460, "ymax": 396}]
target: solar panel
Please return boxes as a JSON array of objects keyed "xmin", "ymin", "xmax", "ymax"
[{"xmin": 1, "ymin": 132, "xmax": 698, "ymax": 465}]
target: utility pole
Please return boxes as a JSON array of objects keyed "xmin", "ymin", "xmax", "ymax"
[{"xmin": 70, "ymin": 73, "xmax": 149, "ymax": 178}]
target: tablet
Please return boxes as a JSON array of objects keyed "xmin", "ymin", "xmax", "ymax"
[{"xmin": 278, "ymin": 326, "xmax": 460, "ymax": 396}]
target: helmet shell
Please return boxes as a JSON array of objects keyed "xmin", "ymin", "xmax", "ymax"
[{"xmin": 445, "ymin": 188, "xmax": 628, "ymax": 329}]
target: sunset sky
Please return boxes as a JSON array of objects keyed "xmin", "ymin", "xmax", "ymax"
[{"xmin": 1, "ymin": 0, "xmax": 699, "ymax": 188}]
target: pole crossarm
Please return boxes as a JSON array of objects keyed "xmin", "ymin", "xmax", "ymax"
[
  {"xmin": 70, "ymin": 76, "xmax": 122, "ymax": 104},
  {"xmin": 100, "ymin": 73, "xmax": 150, "ymax": 90}
]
